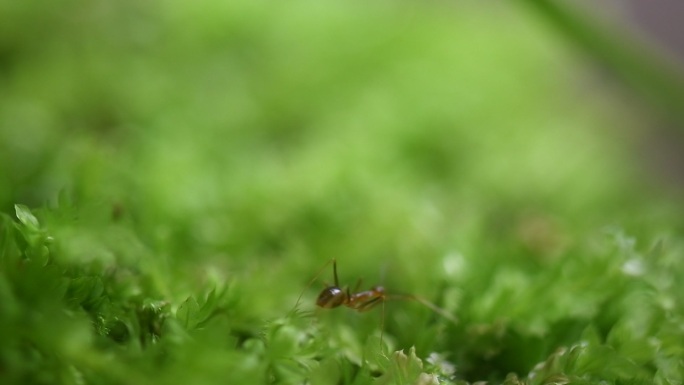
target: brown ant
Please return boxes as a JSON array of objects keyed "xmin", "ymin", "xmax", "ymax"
[
  {"xmin": 293, "ymin": 258, "xmax": 457, "ymax": 349},
  {"xmin": 316, "ymin": 258, "xmax": 387, "ymax": 312}
]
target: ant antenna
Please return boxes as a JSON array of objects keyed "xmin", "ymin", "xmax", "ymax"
[
  {"xmin": 387, "ymin": 293, "xmax": 458, "ymax": 324},
  {"xmin": 290, "ymin": 258, "xmax": 336, "ymax": 315}
]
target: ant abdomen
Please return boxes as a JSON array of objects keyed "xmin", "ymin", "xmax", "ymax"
[{"xmin": 316, "ymin": 287, "xmax": 347, "ymax": 308}]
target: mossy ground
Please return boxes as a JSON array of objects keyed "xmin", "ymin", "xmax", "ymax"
[{"xmin": 1, "ymin": 1, "xmax": 683, "ymax": 384}]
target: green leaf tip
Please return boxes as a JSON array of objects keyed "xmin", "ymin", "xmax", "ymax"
[
  {"xmin": 376, "ymin": 346, "xmax": 439, "ymax": 385},
  {"xmin": 15, "ymin": 204, "xmax": 39, "ymax": 229}
]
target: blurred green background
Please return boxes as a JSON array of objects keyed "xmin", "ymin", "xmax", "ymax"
[{"xmin": 1, "ymin": 1, "xmax": 684, "ymax": 384}]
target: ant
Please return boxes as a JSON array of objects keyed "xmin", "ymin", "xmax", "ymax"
[
  {"xmin": 293, "ymin": 258, "xmax": 457, "ymax": 350},
  {"xmin": 316, "ymin": 258, "xmax": 386, "ymax": 312}
]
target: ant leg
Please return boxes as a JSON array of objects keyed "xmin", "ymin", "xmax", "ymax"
[
  {"xmin": 332, "ymin": 258, "xmax": 339, "ymax": 287},
  {"xmin": 353, "ymin": 278, "xmax": 363, "ymax": 293},
  {"xmin": 380, "ymin": 298, "xmax": 386, "ymax": 355},
  {"xmin": 358, "ymin": 296, "xmax": 383, "ymax": 311},
  {"xmin": 357, "ymin": 295, "xmax": 387, "ymax": 355}
]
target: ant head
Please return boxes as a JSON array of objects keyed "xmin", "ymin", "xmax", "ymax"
[{"xmin": 316, "ymin": 286, "xmax": 347, "ymax": 308}]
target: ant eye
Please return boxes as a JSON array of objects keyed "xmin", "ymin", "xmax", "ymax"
[{"xmin": 316, "ymin": 287, "xmax": 346, "ymax": 308}]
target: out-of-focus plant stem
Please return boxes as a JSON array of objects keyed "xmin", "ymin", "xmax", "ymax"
[{"xmin": 521, "ymin": 0, "xmax": 684, "ymax": 126}]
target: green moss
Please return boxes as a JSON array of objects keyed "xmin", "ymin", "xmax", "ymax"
[{"xmin": 1, "ymin": 1, "xmax": 684, "ymax": 384}]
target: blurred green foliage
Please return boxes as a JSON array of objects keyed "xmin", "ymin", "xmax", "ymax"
[{"xmin": 1, "ymin": 0, "xmax": 684, "ymax": 384}]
